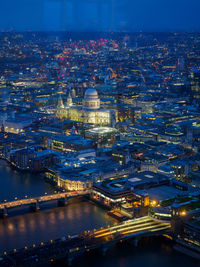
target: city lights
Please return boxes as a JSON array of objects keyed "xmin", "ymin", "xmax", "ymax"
[{"xmin": 0, "ymin": 2, "xmax": 199, "ymax": 265}]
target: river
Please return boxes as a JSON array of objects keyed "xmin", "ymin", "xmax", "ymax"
[{"xmin": 0, "ymin": 160, "xmax": 199, "ymax": 267}]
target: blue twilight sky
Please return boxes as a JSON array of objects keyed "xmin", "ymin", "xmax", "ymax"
[{"xmin": 0, "ymin": 0, "xmax": 200, "ymax": 32}]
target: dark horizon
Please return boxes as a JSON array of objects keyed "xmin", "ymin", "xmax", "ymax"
[
  {"xmin": 1, "ymin": 30, "xmax": 200, "ymax": 33},
  {"xmin": 0, "ymin": 0, "xmax": 200, "ymax": 32}
]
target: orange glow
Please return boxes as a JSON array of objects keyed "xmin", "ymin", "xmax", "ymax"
[
  {"xmin": 151, "ymin": 200, "xmax": 157, "ymax": 207},
  {"xmin": 180, "ymin": 210, "xmax": 186, "ymax": 216}
]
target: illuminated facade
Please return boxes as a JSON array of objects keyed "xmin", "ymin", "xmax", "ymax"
[
  {"xmin": 57, "ymin": 88, "xmax": 117, "ymax": 127},
  {"xmin": 3, "ymin": 118, "xmax": 32, "ymax": 134},
  {"xmin": 57, "ymin": 176, "xmax": 92, "ymax": 191}
]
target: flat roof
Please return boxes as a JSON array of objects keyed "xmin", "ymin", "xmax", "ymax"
[
  {"xmin": 142, "ymin": 185, "xmax": 186, "ymax": 201},
  {"xmin": 87, "ymin": 127, "xmax": 117, "ymax": 134}
]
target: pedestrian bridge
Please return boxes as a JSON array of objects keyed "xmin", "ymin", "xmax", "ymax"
[
  {"xmin": 0, "ymin": 190, "xmax": 89, "ymax": 217},
  {"xmin": 1, "ymin": 216, "xmax": 171, "ymax": 266}
]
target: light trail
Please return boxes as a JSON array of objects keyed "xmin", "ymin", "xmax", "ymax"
[
  {"xmin": 94, "ymin": 221, "xmax": 157, "ymax": 237},
  {"xmin": 94, "ymin": 217, "xmax": 152, "ymax": 235},
  {"xmin": 95, "ymin": 220, "xmax": 170, "ymax": 238},
  {"xmin": 116, "ymin": 224, "xmax": 170, "ymax": 236}
]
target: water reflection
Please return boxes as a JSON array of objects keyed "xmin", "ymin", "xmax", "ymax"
[
  {"xmin": 0, "ymin": 159, "xmax": 54, "ymax": 201},
  {"xmin": 0, "ymin": 202, "xmax": 115, "ymax": 253},
  {"xmin": 0, "ymin": 160, "xmax": 199, "ymax": 267}
]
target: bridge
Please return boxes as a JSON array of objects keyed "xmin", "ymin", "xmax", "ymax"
[
  {"xmin": 0, "ymin": 190, "xmax": 89, "ymax": 217},
  {"xmin": 1, "ymin": 216, "xmax": 171, "ymax": 266}
]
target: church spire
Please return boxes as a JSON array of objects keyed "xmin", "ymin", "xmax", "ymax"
[
  {"xmin": 67, "ymin": 90, "xmax": 73, "ymax": 107},
  {"xmin": 57, "ymin": 95, "xmax": 64, "ymax": 108}
]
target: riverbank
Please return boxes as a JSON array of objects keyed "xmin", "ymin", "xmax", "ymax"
[
  {"xmin": 0, "ymin": 156, "xmax": 45, "ymax": 173},
  {"xmin": 0, "ymin": 159, "xmax": 199, "ymax": 264}
]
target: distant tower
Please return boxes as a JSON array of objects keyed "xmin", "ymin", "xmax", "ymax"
[
  {"xmin": 66, "ymin": 90, "xmax": 73, "ymax": 107},
  {"xmin": 57, "ymin": 95, "xmax": 64, "ymax": 108}
]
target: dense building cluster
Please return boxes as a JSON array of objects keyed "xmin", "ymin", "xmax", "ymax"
[{"xmin": 0, "ymin": 32, "xmax": 200, "ymax": 254}]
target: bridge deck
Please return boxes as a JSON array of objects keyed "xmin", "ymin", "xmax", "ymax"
[
  {"xmin": 0, "ymin": 191, "xmax": 89, "ymax": 209},
  {"xmin": 93, "ymin": 216, "xmax": 170, "ymax": 240},
  {"xmin": 0, "ymin": 216, "xmax": 171, "ymax": 266}
]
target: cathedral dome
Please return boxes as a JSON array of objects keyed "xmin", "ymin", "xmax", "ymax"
[
  {"xmin": 83, "ymin": 88, "xmax": 100, "ymax": 109},
  {"xmin": 84, "ymin": 88, "xmax": 98, "ymax": 98}
]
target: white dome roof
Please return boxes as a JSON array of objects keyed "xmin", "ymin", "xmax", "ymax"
[
  {"xmin": 84, "ymin": 88, "xmax": 98, "ymax": 98},
  {"xmin": 83, "ymin": 88, "xmax": 100, "ymax": 109}
]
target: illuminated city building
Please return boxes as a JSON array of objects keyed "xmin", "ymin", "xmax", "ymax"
[
  {"xmin": 92, "ymin": 171, "xmax": 200, "ymax": 217},
  {"xmin": 50, "ymin": 134, "xmax": 94, "ymax": 152},
  {"xmin": 3, "ymin": 118, "xmax": 32, "ymax": 134},
  {"xmin": 57, "ymin": 88, "xmax": 117, "ymax": 127},
  {"xmin": 85, "ymin": 127, "xmax": 118, "ymax": 147}
]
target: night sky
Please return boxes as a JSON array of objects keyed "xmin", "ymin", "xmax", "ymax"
[{"xmin": 0, "ymin": 0, "xmax": 200, "ymax": 32}]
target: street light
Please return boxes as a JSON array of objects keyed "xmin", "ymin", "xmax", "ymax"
[{"xmin": 180, "ymin": 210, "xmax": 186, "ymax": 216}]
